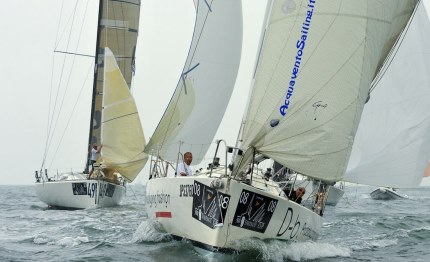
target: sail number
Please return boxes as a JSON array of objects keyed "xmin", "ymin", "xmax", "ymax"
[{"xmin": 87, "ymin": 183, "xmax": 97, "ymax": 198}]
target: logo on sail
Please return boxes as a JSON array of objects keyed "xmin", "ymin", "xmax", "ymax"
[{"xmin": 280, "ymin": 0, "xmax": 316, "ymax": 116}]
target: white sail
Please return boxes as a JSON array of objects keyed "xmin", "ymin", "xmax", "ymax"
[
  {"xmin": 144, "ymin": 0, "xmax": 243, "ymax": 164},
  {"xmin": 238, "ymin": 0, "xmax": 417, "ymax": 181},
  {"xmin": 100, "ymin": 47, "xmax": 147, "ymax": 182},
  {"xmin": 345, "ymin": 0, "xmax": 430, "ymax": 188}
]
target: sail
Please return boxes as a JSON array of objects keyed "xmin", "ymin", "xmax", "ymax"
[
  {"xmin": 238, "ymin": 0, "xmax": 417, "ymax": 181},
  {"xmin": 345, "ymin": 0, "xmax": 430, "ymax": 188},
  {"xmin": 88, "ymin": 0, "xmax": 141, "ymax": 154},
  {"xmin": 144, "ymin": 0, "xmax": 243, "ymax": 164},
  {"xmin": 100, "ymin": 47, "xmax": 147, "ymax": 182}
]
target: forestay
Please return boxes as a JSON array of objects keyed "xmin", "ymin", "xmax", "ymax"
[
  {"xmin": 145, "ymin": 0, "xmax": 243, "ymax": 164},
  {"xmin": 100, "ymin": 48, "xmax": 147, "ymax": 182},
  {"xmin": 238, "ymin": 0, "xmax": 417, "ymax": 181},
  {"xmin": 345, "ymin": 0, "xmax": 430, "ymax": 188}
]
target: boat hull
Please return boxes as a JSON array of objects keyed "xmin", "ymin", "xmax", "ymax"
[
  {"xmin": 370, "ymin": 187, "xmax": 408, "ymax": 200},
  {"xmin": 35, "ymin": 180, "xmax": 125, "ymax": 209},
  {"xmin": 325, "ymin": 185, "xmax": 344, "ymax": 206},
  {"xmin": 145, "ymin": 175, "xmax": 323, "ymax": 252}
]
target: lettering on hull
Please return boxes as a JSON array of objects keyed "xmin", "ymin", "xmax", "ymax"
[
  {"xmin": 192, "ymin": 180, "xmax": 230, "ymax": 229},
  {"xmin": 146, "ymin": 191, "xmax": 171, "ymax": 208},
  {"xmin": 232, "ymin": 189, "xmax": 278, "ymax": 233}
]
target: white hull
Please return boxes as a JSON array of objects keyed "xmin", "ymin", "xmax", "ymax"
[
  {"xmin": 370, "ymin": 187, "xmax": 408, "ymax": 200},
  {"xmin": 36, "ymin": 179, "xmax": 125, "ymax": 209},
  {"xmin": 325, "ymin": 185, "xmax": 344, "ymax": 206},
  {"xmin": 145, "ymin": 174, "xmax": 323, "ymax": 252}
]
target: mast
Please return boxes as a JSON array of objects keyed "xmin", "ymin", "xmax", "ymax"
[{"xmin": 85, "ymin": 0, "xmax": 104, "ymax": 172}]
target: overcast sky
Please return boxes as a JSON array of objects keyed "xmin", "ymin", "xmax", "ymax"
[
  {"xmin": 2, "ymin": 1, "xmax": 429, "ymax": 187},
  {"xmin": 0, "ymin": 0, "xmax": 267, "ymax": 185}
]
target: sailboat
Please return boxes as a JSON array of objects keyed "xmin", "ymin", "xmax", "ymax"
[
  {"xmin": 35, "ymin": 0, "xmax": 147, "ymax": 209},
  {"xmin": 145, "ymin": 0, "xmax": 418, "ymax": 252},
  {"xmin": 344, "ymin": 0, "xmax": 430, "ymax": 201}
]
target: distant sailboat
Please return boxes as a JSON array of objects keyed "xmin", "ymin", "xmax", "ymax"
[
  {"xmin": 344, "ymin": 0, "xmax": 430, "ymax": 200},
  {"xmin": 35, "ymin": 0, "xmax": 147, "ymax": 209},
  {"xmin": 145, "ymin": 0, "xmax": 417, "ymax": 253}
]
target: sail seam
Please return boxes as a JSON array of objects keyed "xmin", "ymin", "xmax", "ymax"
[{"xmin": 103, "ymin": 112, "xmax": 138, "ymax": 123}]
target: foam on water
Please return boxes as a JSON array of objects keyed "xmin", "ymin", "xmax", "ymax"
[
  {"xmin": 132, "ymin": 219, "xmax": 172, "ymax": 243},
  {"xmin": 33, "ymin": 235, "xmax": 89, "ymax": 247},
  {"xmin": 231, "ymin": 238, "xmax": 351, "ymax": 261}
]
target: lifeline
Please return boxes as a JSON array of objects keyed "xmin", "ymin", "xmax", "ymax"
[{"xmin": 279, "ymin": 0, "xmax": 316, "ymax": 117}]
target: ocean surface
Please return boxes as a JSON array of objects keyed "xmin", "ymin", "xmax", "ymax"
[{"xmin": 1, "ymin": 184, "xmax": 429, "ymax": 262}]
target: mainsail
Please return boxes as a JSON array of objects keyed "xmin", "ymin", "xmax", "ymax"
[
  {"xmin": 237, "ymin": 0, "xmax": 417, "ymax": 181},
  {"xmin": 345, "ymin": 0, "xmax": 430, "ymax": 188},
  {"xmin": 144, "ymin": 0, "xmax": 243, "ymax": 164},
  {"xmin": 87, "ymin": 0, "xmax": 141, "ymax": 168},
  {"xmin": 100, "ymin": 48, "xmax": 147, "ymax": 182}
]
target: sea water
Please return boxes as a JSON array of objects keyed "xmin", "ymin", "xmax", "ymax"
[{"xmin": 0, "ymin": 184, "xmax": 429, "ymax": 261}]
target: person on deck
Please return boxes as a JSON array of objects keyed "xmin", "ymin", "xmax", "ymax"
[
  {"xmin": 177, "ymin": 152, "xmax": 193, "ymax": 176},
  {"xmin": 89, "ymin": 143, "xmax": 102, "ymax": 175},
  {"xmin": 286, "ymin": 187, "xmax": 306, "ymax": 204}
]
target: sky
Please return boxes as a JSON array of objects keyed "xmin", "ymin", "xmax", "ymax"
[
  {"xmin": 0, "ymin": 0, "xmax": 267, "ymax": 185},
  {"xmin": 2, "ymin": 0, "xmax": 429, "ymax": 187}
]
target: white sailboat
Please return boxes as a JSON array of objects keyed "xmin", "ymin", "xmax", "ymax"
[
  {"xmin": 35, "ymin": 0, "xmax": 147, "ymax": 209},
  {"xmin": 145, "ymin": 0, "xmax": 418, "ymax": 252},
  {"xmin": 344, "ymin": 0, "xmax": 430, "ymax": 200}
]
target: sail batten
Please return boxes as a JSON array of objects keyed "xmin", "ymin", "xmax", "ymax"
[
  {"xmin": 145, "ymin": 0, "xmax": 243, "ymax": 165},
  {"xmin": 238, "ymin": 0, "xmax": 417, "ymax": 181}
]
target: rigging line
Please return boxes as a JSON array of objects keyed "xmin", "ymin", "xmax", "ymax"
[
  {"xmin": 42, "ymin": 0, "xmax": 68, "ymax": 170},
  {"xmin": 53, "ymin": 50, "xmax": 94, "ymax": 58},
  {"xmin": 369, "ymin": 1, "xmax": 420, "ymax": 94},
  {"xmin": 127, "ymin": 184, "xmax": 139, "ymax": 201},
  {"xmin": 46, "ymin": 0, "xmax": 91, "ymax": 166},
  {"xmin": 48, "ymin": 62, "xmax": 94, "ymax": 170},
  {"xmin": 43, "ymin": 0, "xmax": 67, "ymax": 166},
  {"xmin": 42, "ymin": 0, "xmax": 80, "ymax": 168}
]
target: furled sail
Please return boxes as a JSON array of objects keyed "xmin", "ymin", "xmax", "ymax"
[
  {"xmin": 88, "ymin": 0, "xmax": 141, "ymax": 154},
  {"xmin": 144, "ymin": 0, "xmax": 243, "ymax": 164},
  {"xmin": 100, "ymin": 47, "xmax": 147, "ymax": 182},
  {"xmin": 237, "ymin": 0, "xmax": 417, "ymax": 181},
  {"xmin": 345, "ymin": 0, "xmax": 430, "ymax": 188}
]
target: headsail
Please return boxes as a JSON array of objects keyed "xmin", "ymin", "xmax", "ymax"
[
  {"xmin": 345, "ymin": 0, "xmax": 430, "ymax": 188},
  {"xmin": 144, "ymin": 0, "xmax": 243, "ymax": 164},
  {"xmin": 100, "ymin": 47, "xmax": 147, "ymax": 182},
  {"xmin": 237, "ymin": 0, "xmax": 417, "ymax": 181},
  {"xmin": 87, "ymin": 0, "xmax": 141, "ymax": 167}
]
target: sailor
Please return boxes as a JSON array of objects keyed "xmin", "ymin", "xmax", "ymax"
[
  {"xmin": 177, "ymin": 152, "xmax": 193, "ymax": 176},
  {"xmin": 287, "ymin": 187, "xmax": 306, "ymax": 204}
]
